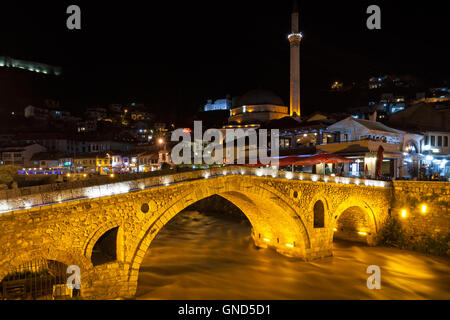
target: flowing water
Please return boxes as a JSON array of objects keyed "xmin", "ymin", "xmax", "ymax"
[{"xmin": 136, "ymin": 210, "xmax": 450, "ymax": 300}]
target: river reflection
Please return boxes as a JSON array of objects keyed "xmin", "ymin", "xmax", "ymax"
[{"xmin": 136, "ymin": 210, "xmax": 450, "ymax": 300}]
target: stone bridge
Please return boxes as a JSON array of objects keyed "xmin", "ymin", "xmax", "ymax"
[{"xmin": 0, "ymin": 166, "xmax": 392, "ymax": 299}]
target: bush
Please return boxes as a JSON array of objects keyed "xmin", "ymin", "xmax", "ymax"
[
  {"xmin": 0, "ymin": 165, "xmax": 18, "ymax": 188},
  {"xmin": 160, "ymin": 162, "xmax": 172, "ymax": 171},
  {"xmin": 377, "ymin": 215, "xmax": 449, "ymax": 256},
  {"xmin": 377, "ymin": 215, "xmax": 407, "ymax": 248}
]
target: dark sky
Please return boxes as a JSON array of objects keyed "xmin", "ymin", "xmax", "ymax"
[{"xmin": 0, "ymin": 0, "xmax": 449, "ymax": 118}]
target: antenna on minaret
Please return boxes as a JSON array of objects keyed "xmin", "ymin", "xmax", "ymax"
[{"xmin": 289, "ymin": 0, "xmax": 302, "ymax": 118}]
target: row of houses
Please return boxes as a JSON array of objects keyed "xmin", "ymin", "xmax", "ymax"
[
  {"xmin": 0, "ymin": 145, "xmax": 171, "ymax": 175},
  {"xmin": 223, "ymin": 112, "xmax": 449, "ymax": 180}
]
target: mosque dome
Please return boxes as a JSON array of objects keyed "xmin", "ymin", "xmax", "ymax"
[{"xmin": 236, "ymin": 89, "xmax": 285, "ymax": 107}]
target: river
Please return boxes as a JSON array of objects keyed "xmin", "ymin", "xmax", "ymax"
[{"xmin": 135, "ymin": 210, "xmax": 450, "ymax": 300}]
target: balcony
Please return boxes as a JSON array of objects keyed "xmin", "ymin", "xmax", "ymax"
[{"xmin": 317, "ymin": 139, "xmax": 401, "ymax": 155}]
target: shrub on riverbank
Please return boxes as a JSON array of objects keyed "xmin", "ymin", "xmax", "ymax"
[{"xmin": 377, "ymin": 215, "xmax": 450, "ymax": 256}]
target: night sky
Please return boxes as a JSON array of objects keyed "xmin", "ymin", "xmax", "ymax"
[{"xmin": 0, "ymin": 0, "xmax": 449, "ymax": 119}]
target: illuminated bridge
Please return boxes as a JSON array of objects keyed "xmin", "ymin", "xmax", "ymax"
[{"xmin": 0, "ymin": 166, "xmax": 394, "ymax": 299}]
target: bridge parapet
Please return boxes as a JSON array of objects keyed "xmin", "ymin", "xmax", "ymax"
[{"xmin": 0, "ymin": 166, "xmax": 392, "ymax": 215}]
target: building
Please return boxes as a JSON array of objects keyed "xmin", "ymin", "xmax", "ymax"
[
  {"xmin": 108, "ymin": 104, "xmax": 123, "ymax": 114},
  {"xmin": 225, "ymin": 3, "xmax": 301, "ymax": 125},
  {"xmin": 77, "ymin": 120, "xmax": 98, "ymax": 133},
  {"xmin": 267, "ymin": 112, "xmax": 344, "ymax": 152},
  {"xmin": 17, "ymin": 133, "xmax": 135, "ymax": 154},
  {"xmin": 317, "ymin": 117, "xmax": 423, "ymax": 179},
  {"xmin": 137, "ymin": 150, "xmax": 171, "ymax": 172},
  {"xmin": 388, "ymin": 102, "xmax": 450, "ymax": 178},
  {"xmin": 0, "ymin": 143, "xmax": 47, "ymax": 168},
  {"xmin": 84, "ymin": 107, "xmax": 108, "ymax": 120},
  {"xmin": 0, "ymin": 56, "xmax": 61, "ymax": 76},
  {"xmin": 24, "ymin": 105, "xmax": 76, "ymax": 122},
  {"xmin": 73, "ymin": 152, "xmax": 113, "ymax": 175},
  {"xmin": 204, "ymin": 96, "xmax": 232, "ymax": 112},
  {"xmin": 24, "ymin": 105, "xmax": 50, "ymax": 121},
  {"xmin": 228, "ymin": 89, "xmax": 289, "ymax": 125}
]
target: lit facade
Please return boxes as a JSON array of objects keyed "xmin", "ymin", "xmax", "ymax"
[
  {"xmin": 204, "ymin": 97, "xmax": 232, "ymax": 112},
  {"xmin": 0, "ymin": 56, "xmax": 61, "ymax": 75}
]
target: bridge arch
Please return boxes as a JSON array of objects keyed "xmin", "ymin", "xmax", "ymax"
[
  {"xmin": 84, "ymin": 223, "xmax": 125, "ymax": 264},
  {"xmin": 127, "ymin": 178, "xmax": 312, "ymax": 286},
  {"xmin": 331, "ymin": 197, "xmax": 378, "ymax": 245},
  {"xmin": 0, "ymin": 246, "xmax": 93, "ymax": 283}
]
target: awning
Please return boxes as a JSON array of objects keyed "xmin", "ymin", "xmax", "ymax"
[{"xmin": 247, "ymin": 152, "xmax": 354, "ymax": 167}]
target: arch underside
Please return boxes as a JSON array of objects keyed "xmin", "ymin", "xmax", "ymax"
[
  {"xmin": 333, "ymin": 202, "xmax": 378, "ymax": 245},
  {"xmin": 128, "ymin": 182, "xmax": 312, "ymax": 281}
]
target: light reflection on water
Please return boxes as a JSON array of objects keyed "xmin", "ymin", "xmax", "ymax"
[{"xmin": 136, "ymin": 210, "xmax": 450, "ymax": 300}]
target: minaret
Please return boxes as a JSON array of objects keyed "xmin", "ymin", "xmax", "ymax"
[{"xmin": 289, "ymin": 0, "xmax": 302, "ymax": 117}]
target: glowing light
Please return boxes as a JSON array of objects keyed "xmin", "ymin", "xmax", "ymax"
[
  {"xmin": 285, "ymin": 172, "xmax": 293, "ymax": 179},
  {"xmin": 83, "ymin": 174, "xmax": 87, "ymax": 178},
  {"xmin": 421, "ymin": 205, "xmax": 427, "ymax": 214},
  {"xmin": 263, "ymin": 238, "xmax": 270, "ymax": 242},
  {"xmin": 288, "ymin": 32, "xmax": 303, "ymax": 40},
  {"xmin": 311, "ymin": 175, "xmax": 318, "ymax": 182},
  {"xmin": 333, "ymin": 228, "xmax": 337, "ymax": 231},
  {"xmin": 256, "ymin": 169, "xmax": 263, "ymax": 177},
  {"xmin": 358, "ymin": 231, "xmax": 367, "ymax": 236},
  {"xmin": 110, "ymin": 173, "xmax": 115, "ymax": 178},
  {"xmin": 0, "ymin": 201, "xmax": 10, "ymax": 213},
  {"xmin": 24, "ymin": 202, "xmax": 32, "ymax": 209},
  {"xmin": 67, "ymin": 173, "xmax": 71, "ymax": 177},
  {"xmin": 401, "ymin": 209, "xmax": 407, "ymax": 218},
  {"xmin": 286, "ymin": 244, "xmax": 294, "ymax": 248}
]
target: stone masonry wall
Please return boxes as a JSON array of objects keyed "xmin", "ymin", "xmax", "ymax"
[{"xmin": 392, "ymin": 181, "xmax": 450, "ymax": 241}]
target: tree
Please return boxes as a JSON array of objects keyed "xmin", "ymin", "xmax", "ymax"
[
  {"xmin": 0, "ymin": 165, "xmax": 18, "ymax": 188},
  {"xmin": 160, "ymin": 162, "xmax": 172, "ymax": 171}
]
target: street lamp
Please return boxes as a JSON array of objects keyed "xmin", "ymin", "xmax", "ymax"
[{"xmin": 158, "ymin": 137, "xmax": 166, "ymax": 151}]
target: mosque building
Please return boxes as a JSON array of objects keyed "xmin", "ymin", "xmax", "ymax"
[{"xmin": 226, "ymin": 1, "xmax": 302, "ymax": 127}]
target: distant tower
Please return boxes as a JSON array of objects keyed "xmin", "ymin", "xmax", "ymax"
[{"xmin": 289, "ymin": 0, "xmax": 302, "ymax": 117}]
